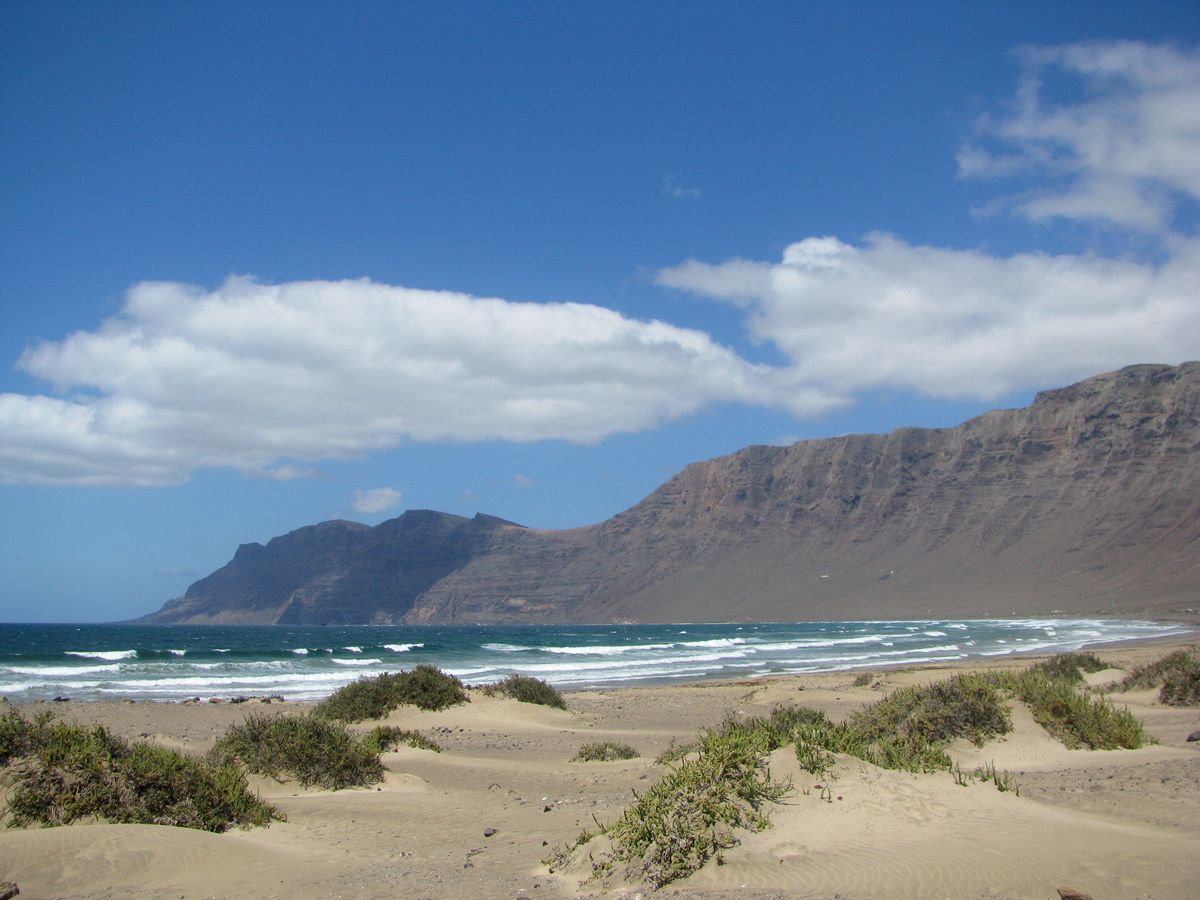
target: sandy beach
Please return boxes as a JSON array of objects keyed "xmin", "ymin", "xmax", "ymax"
[{"xmin": 2, "ymin": 637, "xmax": 1198, "ymax": 900}]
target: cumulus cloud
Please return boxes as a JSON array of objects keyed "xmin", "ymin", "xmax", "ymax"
[
  {"xmin": 353, "ymin": 487, "xmax": 404, "ymax": 515},
  {"xmin": 0, "ymin": 277, "xmax": 823, "ymax": 486},
  {"xmin": 958, "ymin": 41, "xmax": 1200, "ymax": 232},
  {"xmin": 659, "ymin": 40, "xmax": 1200, "ymax": 404},
  {"xmin": 659, "ymin": 233, "xmax": 1200, "ymax": 401}
]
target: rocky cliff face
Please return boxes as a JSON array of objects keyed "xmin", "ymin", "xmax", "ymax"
[{"xmin": 140, "ymin": 362, "xmax": 1200, "ymax": 624}]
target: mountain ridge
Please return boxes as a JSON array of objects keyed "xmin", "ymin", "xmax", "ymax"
[{"xmin": 138, "ymin": 362, "xmax": 1200, "ymax": 624}]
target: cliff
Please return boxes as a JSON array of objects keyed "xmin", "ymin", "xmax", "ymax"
[{"xmin": 139, "ymin": 362, "xmax": 1200, "ymax": 624}]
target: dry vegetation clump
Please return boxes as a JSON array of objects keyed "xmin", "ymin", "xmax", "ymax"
[
  {"xmin": 1119, "ymin": 649, "xmax": 1200, "ymax": 706},
  {"xmin": 572, "ymin": 741, "xmax": 638, "ymax": 762},
  {"xmin": 315, "ymin": 665, "xmax": 468, "ymax": 722},
  {"xmin": 0, "ymin": 706, "xmax": 280, "ymax": 832},
  {"xmin": 209, "ymin": 712, "xmax": 384, "ymax": 789},
  {"xmin": 1029, "ymin": 652, "xmax": 1107, "ymax": 683},
  {"xmin": 482, "ymin": 674, "xmax": 567, "ymax": 709}
]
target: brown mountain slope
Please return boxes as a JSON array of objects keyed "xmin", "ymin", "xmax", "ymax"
[{"xmin": 141, "ymin": 362, "xmax": 1200, "ymax": 624}]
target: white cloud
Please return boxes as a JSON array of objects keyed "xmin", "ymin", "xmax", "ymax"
[
  {"xmin": 0, "ymin": 277, "xmax": 820, "ymax": 486},
  {"xmin": 663, "ymin": 174, "xmax": 703, "ymax": 200},
  {"xmin": 959, "ymin": 40, "xmax": 1200, "ymax": 232},
  {"xmin": 659, "ymin": 40, "xmax": 1200, "ymax": 404},
  {"xmin": 513, "ymin": 474, "xmax": 535, "ymax": 487},
  {"xmin": 659, "ymin": 233, "xmax": 1200, "ymax": 401},
  {"xmin": 353, "ymin": 486, "xmax": 404, "ymax": 515}
]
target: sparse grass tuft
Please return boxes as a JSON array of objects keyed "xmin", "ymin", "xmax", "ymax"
[
  {"xmin": 1, "ymin": 707, "xmax": 279, "ymax": 831},
  {"xmin": 852, "ymin": 671, "xmax": 873, "ymax": 687},
  {"xmin": 483, "ymin": 674, "xmax": 567, "ymax": 709},
  {"xmin": 316, "ymin": 665, "xmax": 468, "ymax": 722},
  {"xmin": 653, "ymin": 737, "xmax": 695, "ymax": 765},
  {"xmin": 361, "ymin": 725, "xmax": 442, "ymax": 754},
  {"xmin": 572, "ymin": 741, "xmax": 638, "ymax": 762},
  {"xmin": 209, "ymin": 712, "xmax": 384, "ymax": 789}
]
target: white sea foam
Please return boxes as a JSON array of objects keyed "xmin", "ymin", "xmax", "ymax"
[
  {"xmin": 4, "ymin": 617, "xmax": 1186, "ymax": 703},
  {"xmin": 65, "ymin": 650, "xmax": 137, "ymax": 661},
  {"xmin": 5, "ymin": 664, "xmax": 122, "ymax": 676},
  {"xmin": 543, "ymin": 643, "xmax": 674, "ymax": 655}
]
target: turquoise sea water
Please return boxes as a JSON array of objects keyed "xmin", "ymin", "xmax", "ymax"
[{"xmin": 0, "ymin": 619, "xmax": 1188, "ymax": 703}]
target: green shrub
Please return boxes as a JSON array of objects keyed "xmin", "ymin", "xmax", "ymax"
[
  {"xmin": 485, "ymin": 674, "xmax": 567, "ymax": 709},
  {"xmin": 1118, "ymin": 650, "xmax": 1200, "ymax": 707},
  {"xmin": 392, "ymin": 665, "xmax": 469, "ymax": 711},
  {"xmin": 210, "ymin": 712, "xmax": 384, "ymax": 789},
  {"xmin": 990, "ymin": 670, "xmax": 1146, "ymax": 749},
  {"xmin": 1119, "ymin": 650, "xmax": 1196, "ymax": 689},
  {"xmin": 1156, "ymin": 658, "xmax": 1200, "ymax": 706},
  {"xmin": 597, "ymin": 726, "xmax": 791, "ymax": 888},
  {"xmin": 793, "ymin": 724, "xmax": 836, "ymax": 777},
  {"xmin": 572, "ymin": 741, "xmax": 638, "ymax": 762},
  {"xmin": 1, "ymin": 708, "xmax": 278, "ymax": 832},
  {"xmin": 316, "ymin": 665, "xmax": 468, "ymax": 722},
  {"xmin": 735, "ymin": 705, "xmax": 830, "ymax": 752},
  {"xmin": 852, "ymin": 671, "xmax": 873, "ymax": 687},
  {"xmin": 0, "ymin": 705, "xmax": 50, "ymax": 765},
  {"xmin": 316, "ymin": 675, "xmax": 399, "ymax": 722},
  {"xmin": 1031, "ymin": 652, "xmax": 1107, "ymax": 683},
  {"xmin": 850, "ymin": 673, "xmax": 1011, "ymax": 748},
  {"xmin": 362, "ymin": 725, "xmax": 442, "ymax": 754}
]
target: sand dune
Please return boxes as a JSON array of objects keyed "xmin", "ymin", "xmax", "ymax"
[{"xmin": 2, "ymin": 638, "xmax": 1198, "ymax": 899}]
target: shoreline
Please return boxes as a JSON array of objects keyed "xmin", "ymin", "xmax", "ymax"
[
  {"xmin": 3, "ymin": 616, "xmax": 1193, "ymax": 705},
  {"xmin": 3, "ymin": 636, "xmax": 1198, "ymax": 898}
]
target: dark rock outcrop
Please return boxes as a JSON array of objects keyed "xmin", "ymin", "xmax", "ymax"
[{"xmin": 139, "ymin": 362, "xmax": 1200, "ymax": 624}]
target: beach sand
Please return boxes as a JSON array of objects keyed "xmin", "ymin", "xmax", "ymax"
[{"xmin": 2, "ymin": 638, "xmax": 1198, "ymax": 899}]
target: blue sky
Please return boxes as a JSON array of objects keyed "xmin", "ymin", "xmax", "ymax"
[{"xmin": 2, "ymin": 1, "xmax": 1198, "ymax": 622}]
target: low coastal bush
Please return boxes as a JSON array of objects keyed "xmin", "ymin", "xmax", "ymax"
[
  {"xmin": 484, "ymin": 674, "xmax": 567, "ymax": 709},
  {"xmin": 316, "ymin": 665, "xmax": 468, "ymax": 722},
  {"xmin": 549, "ymin": 663, "xmax": 1151, "ymax": 891},
  {"xmin": 988, "ymin": 670, "xmax": 1146, "ymax": 749},
  {"xmin": 1119, "ymin": 649, "xmax": 1200, "ymax": 705},
  {"xmin": 210, "ymin": 712, "xmax": 384, "ymax": 789},
  {"xmin": 850, "ymin": 673, "xmax": 1012, "ymax": 749},
  {"xmin": 1031, "ymin": 652, "xmax": 1106, "ymax": 683},
  {"xmin": 1158, "ymin": 659, "xmax": 1200, "ymax": 706},
  {"xmin": 580, "ymin": 726, "xmax": 790, "ymax": 888},
  {"xmin": 572, "ymin": 741, "xmax": 638, "ymax": 762},
  {"xmin": 0, "ymin": 707, "xmax": 279, "ymax": 832},
  {"xmin": 362, "ymin": 725, "xmax": 442, "ymax": 754}
]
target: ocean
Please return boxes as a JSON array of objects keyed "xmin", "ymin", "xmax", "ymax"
[{"xmin": 0, "ymin": 618, "xmax": 1188, "ymax": 703}]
